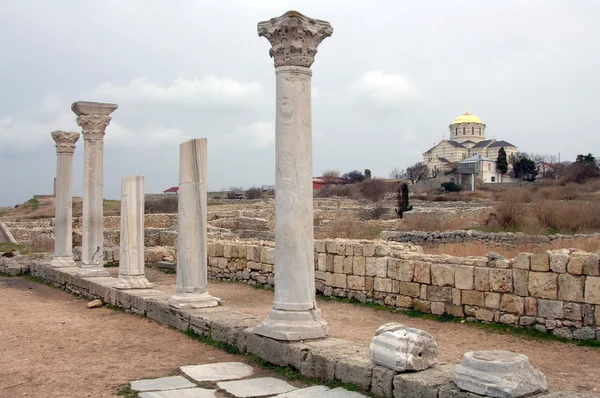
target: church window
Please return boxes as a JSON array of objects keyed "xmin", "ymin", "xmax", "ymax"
[
  {"xmin": 462, "ymin": 127, "xmax": 465, "ymax": 135},
  {"xmin": 455, "ymin": 128, "xmax": 457, "ymax": 135},
  {"xmin": 491, "ymin": 176, "xmax": 496, "ymax": 182},
  {"xmin": 478, "ymin": 128, "xmax": 481, "ymax": 135}
]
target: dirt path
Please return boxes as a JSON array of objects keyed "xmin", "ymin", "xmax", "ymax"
[
  {"xmin": 131, "ymin": 267, "xmax": 600, "ymax": 395},
  {"xmin": 0, "ymin": 277, "xmax": 306, "ymax": 398}
]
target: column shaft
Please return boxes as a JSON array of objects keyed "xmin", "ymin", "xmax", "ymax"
[{"xmin": 115, "ymin": 176, "xmax": 153, "ymax": 289}]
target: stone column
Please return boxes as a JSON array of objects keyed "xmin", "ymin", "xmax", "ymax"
[
  {"xmin": 168, "ymin": 139, "xmax": 218, "ymax": 308},
  {"xmin": 72, "ymin": 101, "xmax": 118, "ymax": 277},
  {"xmin": 50, "ymin": 131, "xmax": 80, "ymax": 268},
  {"xmin": 115, "ymin": 175, "xmax": 153, "ymax": 289},
  {"xmin": 253, "ymin": 11, "xmax": 332, "ymax": 341}
]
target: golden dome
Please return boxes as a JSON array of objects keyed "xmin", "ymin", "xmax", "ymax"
[{"xmin": 451, "ymin": 106, "xmax": 484, "ymax": 125}]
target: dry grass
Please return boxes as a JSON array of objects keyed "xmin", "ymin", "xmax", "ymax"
[
  {"xmin": 315, "ymin": 219, "xmax": 383, "ymax": 240},
  {"xmin": 398, "ymin": 213, "xmax": 482, "ymax": 232},
  {"xmin": 422, "ymin": 237, "xmax": 600, "ymax": 258},
  {"xmin": 145, "ymin": 196, "xmax": 178, "ymax": 214}
]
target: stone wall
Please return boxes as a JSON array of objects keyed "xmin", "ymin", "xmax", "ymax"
[
  {"xmin": 382, "ymin": 230, "xmax": 600, "ymax": 247},
  {"xmin": 199, "ymin": 239, "xmax": 600, "ymax": 341}
]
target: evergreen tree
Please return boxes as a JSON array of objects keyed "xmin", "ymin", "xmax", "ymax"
[
  {"xmin": 497, "ymin": 147, "xmax": 508, "ymax": 175},
  {"xmin": 364, "ymin": 169, "xmax": 372, "ymax": 179}
]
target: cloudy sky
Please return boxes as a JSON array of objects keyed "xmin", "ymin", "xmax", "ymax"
[{"xmin": 1, "ymin": 0, "xmax": 598, "ymax": 205}]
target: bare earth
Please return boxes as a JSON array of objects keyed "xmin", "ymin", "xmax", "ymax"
[{"xmin": 0, "ymin": 277, "xmax": 306, "ymax": 398}]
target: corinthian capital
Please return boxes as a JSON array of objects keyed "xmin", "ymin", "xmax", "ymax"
[
  {"xmin": 77, "ymin": 115, "xmax": 111, "ymax": 141},
  {"xmin": 51, "ymin": 130, "xmax": 80, "ymax": 154},
  {"xmin": 258, "ymin": 10, "xmax": 333, "ymax": 68}
]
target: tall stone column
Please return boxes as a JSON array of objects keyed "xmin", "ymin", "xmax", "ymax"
[
  {"xmin": 72, "ymin": 101, "xmax": 118, "ymax": 277},
  {"xmin": 115, "ymin": 175, "xmax": 153, "ymax": 289},
  {"xmin": 253, "ymin": 11, "xmax": 332, "ymax": 341},
  {"xmin": 50, "ymin": 130, "xmax": 80, "ymax": 268},
  {"xmin": 168, "ymin": 139, "xmax": 219, "ymax": 308}
]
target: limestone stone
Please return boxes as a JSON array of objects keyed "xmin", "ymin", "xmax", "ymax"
[
  {"xmin": 512, "ymin": 269, "xmax": 529, "ymax": 296},
  {"xmin": 50, "ymin": 131, "xmax": 79, "ymax": 268},
  {"xmin": 455, "ymin": 266, "xmax": 474, "ymax": 290},
  {"xmin": 321, "ymin": 388, "xmax": 370, "ymax": 397},
  {"xmin": 431, "ymin": 302, "xmax": 445, "ymax": 315},
  {"xmin": 413, "ymin": 299, "xmax": 431, "ymax": 313},
  {"xmin": 453, "ymin": 351, "xmax": 548, "ymax": 397},
  {"xmin": 537, "ymin": 299, "xmax": 564, "ymax": 319},
  {"xmin": 371, "ymin": 366, "xmax": 396, "ymax": 398},
  {"xmin": 398, "ymin": 282, "xmax": 420, "ymax": 298},
  {"xmin": 525, "ymin": 297, "xmax": 537, "ymax": 316},
  {"xmin": 396, "ymin": 295, "xmax": 413, "ymax": 308},
  {"xmin": 334, "ymin": 355, "xmax": 374, "ymax": 390},
  {"xmin": 500, "ymin": 295, "xmax": 524, "ymax": 315},
  {"xmin": 217, "ymin": 377, "xmax": 297, "ymax": 397},
  {"xmin": 473, "ymin": 268, "xmax": 489, "ymax": 291},
  {"xmin": 531, "ymin": 254, "xmax": 550, "ymax": 272},
  {"xmin": 366, "ymin": 257, "xmax": 377, "ymax": 276},
  {"xmin": 452, "ymin": 289, "xmax": 462, "ymax": 305},
  {"xmin": 572, "ymin": 326, "xmax": 596, "ymax": 340},
  {"xmin": 537, "ymin": 392, "xmax": 600, "ymax": 398},
  {"xmin": 74, "ymin": 101, "xmax": 117, "ymax": 277},
  {"xmin": 499, "ymin": 314, "xmax": 516, "ymax": 324},
  {"xmin": 347, "ymin": 276, "xmax": 365, "ymax": 290},
  {"xmin": 584, "ymin": 276, "xmax": 600, "ymax": 304},
  {"xmin": 489, "ymin": 269, "xmax": 513, "ymax": 293},
  {"xmin": 353, "ymin": 256, "xmax": 366, "ymax": 276},
  {"xmin": 552, "ymin": 327, "xmax": 572, "ymax": 339},
  {"xmin": 475, "ymin": 309, "xmax": 494, "ymax": 322},
  {"xmin": 567, "ymin": 253, "xmax": 586, "ymax": 275},
  {"xmin": 438, "ymin": 383, "xmax": 486, "ymax": 397},
  {"xmin": 180, "ymin": 362, "xmax": 253, "ymax": 382},
  {"xmin": 431, "ymin": 264, "xmax": 455, "ymax": 287},
  {"xmin": 334, "ymin": 255, "xmax": 344, "ymax": 273},
  {"xmin": 519, "ymin": 316, "xmax": 536, "ymax": 326},
  {"xmin": 272, "ymin": 386, "xmax": 330, "ymax": 397},
  {"xmin": 374, "ymin": 277, "xmax": 393, "ymax": 293},
  {"xmin": 558, "ymin": 274, "xmax": 584, "ymax": 302},
  {"xmin": 413, "ymin": 261, "xmax": 431, "ymax": 284},
  {"xmin": 169, "ymin": 140, "xmax": 218, "ymax": 309},
  {"xmin": 130, "ymin": 375, "xmax": 195, "ymax": 391},
  {"xmin": 550, "ymin": 251, "xmax": 569, "ymax": 273},
  {"xmin": 139, "ymin": 388, "xmax": 216, "ymax": 398},
  {"xmin": 376, "ymin": 257, "xmax": 388, "ymax": 277},
  {"xmin": 528, "ymin": 272, "xmax": 558, "ymax": 299},
  {"xmin": 388, "ymin": 259, "xmax": 414, "ymax": 282},
  {"xmin": 393, "ymin": 363, "xmax": 454, "ymax": 398},
  {"xmin": 484, "ymin": 292, "xmax": 500, "ymax": 309},
  {"xmin": 462, "ymin": 290, "xmax": 484, "ymax": 307},
  {"xmin": 115, "ymin": 176, "xmax": 153, "ymax": 289},
  {"xmin": 427, "ymin": 286, "xmax": 453, "ymax": 302},
  {"xmin": 369, "ymin": 322, "xmax": 438, "ymax": 372},
  {"xmin": 512, "ymin": 253, "xmax": 531, "ymax": 270},
  {"xmin": 582, "ymin": 254, "xmax": 600, "ymax": 276}
]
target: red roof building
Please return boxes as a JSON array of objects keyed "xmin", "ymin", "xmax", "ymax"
[{"xmin": 163, "ymin": 187, "xmax": 179, "ymax": 194}]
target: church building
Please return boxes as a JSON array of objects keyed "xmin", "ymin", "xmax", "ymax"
[{"xmin": 423, "ymin": 108, "xmax": 518, "ymax": 177}]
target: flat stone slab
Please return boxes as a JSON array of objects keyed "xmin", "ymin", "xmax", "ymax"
[
  {"xmin": 323, "ymin": 387, "xmax": 370, "ymax": 397},
  {"xmin": 181, "ymin": 362, "xmax": 254, "ymax": 382},
  {"xmin": 273, "ymin": 386, "xmax": 331, "ymax": 397},
  {"xmin": 139, "ymin": 387, "xmax": 216, "ymax": 398},
  {"xmin": 131, "ymin": 375, "xmax": 196, "ymax": 391},
  {"xmin": 217, "ymin": 377, "xmax": 297, "ymax": 397},
  {"xmin": 536, "ymin": 393, "xmax": 600, "ymax": 398},
  {"xmin": 154, "ymin": 261, "xmax": 176, "ymax": 270}
]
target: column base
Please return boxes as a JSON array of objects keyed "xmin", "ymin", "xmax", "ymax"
[
  {"xmin": 76, "ymin": 264, "xmax": 110, "ymax": 277},
  {"xmin": 114, "ymin": 274, "xmax": 154, "ymax": 290},
  {"xmin": 253, "ymin": 308, "xmax": 329, "ymax": 341},
  {"xmin": 50, "ymin": 256, "xmax": 76, "ymax": 268},
  {"xmin": 168, "ymin": 292, "xmax": 220, "ymax": 309}
]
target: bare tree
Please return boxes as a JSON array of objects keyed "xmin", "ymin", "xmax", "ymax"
[
  {"xmin": 389, "ymin": 168, "xmax": 402, "ymax": 179},
  {"xmin": 321, "ymin": 169, "xmax": 341, "ymax": 184},
  {"xmin": 402, "ymin": 162, "xmax": 429, "ymax": 184},
  {"xmin": 360, "ymin": 178, "xmax": 387, "ymax": 203}
]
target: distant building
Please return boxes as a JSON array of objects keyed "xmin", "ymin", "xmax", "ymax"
[
  {"xmin": 456, "ymin": 155, "xmax": 504, "ymax": 190},
  {"xmin": 163, "ymin": 187, "xmax": 179, "ymax": 194},
  {"xmin": 423, "ymin": 108, "xmax": 518, "ymax": 177}
]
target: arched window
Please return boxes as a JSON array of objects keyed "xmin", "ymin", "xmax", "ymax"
[
  {"xmin": 463, "ymin": 127, "xmax": 465, "ymax": 135},
  {"xmin": 455, "ymin": 128, "xmax": 457, "ymax": 135},
  {"xmin": 478, "ymin": 128, "xmax": 481, "ymax": 135}
]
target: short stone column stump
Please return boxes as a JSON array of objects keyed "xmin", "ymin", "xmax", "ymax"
[
  {"xmin": 453, "ymin": 350, "xmax": 548, "ymax": 398},
  {"xmin": 369, "ymin": 322, "xmax": 438, "ymax": 372}
]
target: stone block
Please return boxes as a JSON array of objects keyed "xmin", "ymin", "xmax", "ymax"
[
  {"xmin": 438, "ymin": 383, "xmax": 486, "ymax": 397},
  {"xmin": 427, "ymin": 286, "xmax": 453, "ymax": 302},
  {"xmin": 529, "ymin": 272, "xmax": 558, "ymax": 299},
  {"xmin": 431, "ymin": 264, "xmax": 455, "ymax": 287},
  {"xmin": 473, "ymin": 268, "xmax": 489, "ymax": 291},
  {"xmin": 431, "ymin": 302, "xmax": 445, "ymax": 315},
  {"xmin": 334, "ymin": 255, "xmax": 345, "ymax": 274},
  {"xmin": 462, "ymin": 291, "xmax": 484, "ymax": 307},
  {"xmin": 326, "ymin": 241, "xmax": 338, "ymax": 254},
  {"xmin": 531, "ymin": 254, "xmax": 550, "ymax": 272},
  {"xmin": 452, "ymin": 289, "xmax": 461, "ymax": 306},
  {"xmin": 420, "ymin": 284, "xmax": 428, "ymax": 300},
  {"xmin": 582, "ymin": 304, "xmax": 595, "ymax": 326},
  {"xmin": 475, "ymin": 309, "xmax": 494, "ymax": 322},
  {"xmin": 484, "ymin": 292, "xmax": 500, "ymax": 309},
  {"xmin": 366, "ymin": 257, "xmax": 378, "ymax": 277},
  {"xmin": 455, "ymin": 266, "xmax": 474, "ymax": 290},
  {"xmin": 327, "ymin": 273, "xmax": 347, "ymax": 289},
  {"xmin": 500, "ymin": 314, "xmax": 516, "ymax": 324},
  {"xmin": 583, "ymin": 254, "xmax": 600, "ymax": 276},
  {"xmin": 326, "ymin": 254, "xmax": 335, "ymax": 272},
  {"xmin": 396, "ymin": 295, "xmax": 413, "ymax": 308},
  {"xmin": 525, "ymin": 297, "xmax": 537, "ymax": 316},
  {"xmin": 145, "ymin": 298, "xmax": 190, "ymax": 331},
  {"xmin": 413, "ymin": 261, "xmax": 431, "ymax": 284},
  {"xmin": 446, "ymin": 304, "xmax": 465, "ymax": 318},
  {"xmin": 300, "ymin": 339, "xmax": 364, "ymax": 382},
  {"xmin": 377, "ymin": 257, "xmax": 389, "ymax": 277},
  {"xmin": 519, "ymin": 316, "xmax": 536, "ymax": 326},
  {"xmin": 513, "ymin": 253, "xmax": 531, "ymax": 270},
  {"xmin": 393, "ymin": 363, "xmax": 454, "ymax": 398},
  {"xmin": 413, "ymin": 299, "xmax": 431, "ymax": 314},
  {"xmin": 335, "ymin": 355, "xmax": 374, "ymax": 390},
  {"xmin": 567, "ymin": 253, "xmax": 586, "ymax": 275},
  {"xmin": 351, "ymin": 244, "xmax": 361, "ymax": 256},
  {"xmin": 353, "ymin": 256, "xmax": 366, "ymax": 276},
  {"xmin": 489, "ymin": 269, "xmax": 513, "ymax": 293},
  {"xmin": 453, "ymin": 351, "xmax": 548, "ymax": 397},
  {"xmin": 245, "ymin": 330, "xmax": 309, "ymax": 368},
  {"xmin": 314, "ymin": 240, "xmax": 326, "ymax": 253},
  {"xmin": 371, "ymin": 366, "xmax": 396, "ymax": 398},
  {"xmin": 572, "ymin": 326, "xmax": 596, "ymax": 341},
  {"xmin": 538, "ymin": 299, "xmax": 564, "ymax": 319},
  {"xmin": 180, "ymin": 362, "xmax": 253, "ymax": 382},
  {"xmin": 537, "ymin": 392, "xmax": 600, "ymax": 398},
  {"xmin": 558, "ymin": 274, "xmax": 585, "ymax": 302},
  {"xmin": 513, "ymin": 269, "xmax": 529, "ymax": 297},
  {"xmin": 584, "ymin": 277, "xmax": 600, "ymax": 304},
  {"xmin": 370, "ymin": 323, "xmax": 438, "ymax": 373},
  {"xmin": 550, "ymin": 251, "xmax": 569, "ymax": 273},
  {"xmin": 366, "ymin": 277, "xmax": 375, "ymax": 293},
  {"xmin": 500, "ymin": 295, "xmax": 524, "ymax": 315},
  {"xmin": 398, "ymin": 282, "xmax": 421, "ymax": 298},
  {"xmin": 388, "ymin": 259, "xmax": 414, "ymax": 282},
  {"xmin": 553, "ymin": 327, "xmax": 572, "ymax": 339},
  {"xmin": 363, "ymin": 244, "xmax": 376, "ymax": 257},
  {"xmin": 348, "ymin": 276, "xmax": 366, "ymax": 290},
  {"xmin": 315, "ymin": 270, "xmax": 326, "ymax": 281},
  {"xmin": 217, "ymin": 377, "xmax": 297, "ymax": 397}
]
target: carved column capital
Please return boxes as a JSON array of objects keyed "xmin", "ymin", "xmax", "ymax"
[
  {"xmin": 77, "ymin": 115, "xmax": 111, "ymax": 141},
  {"xmin": 258, "ymin": 10, "xmax": 333, "ymax": 68},
  {"xmin": 51, "ymin": 130, "xmax": 80, "ymax": 154}
]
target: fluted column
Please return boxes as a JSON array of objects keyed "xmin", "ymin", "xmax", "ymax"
[
  {"xmin": 168, "ymin": 138, "xmax": 218, "ymax": 308},
  {"xmin": 50, "ymin": 131, "xmax": 80, "ymax": 268},
  {"xmin": 115, "ymin": 175, "xmax": 153, "ymax": 289},
  {"xmin": 72, "ymin": 101, "xmax": 118, "ymax": 277},
  {"xmin": 253, "ymin": 10, "xmax": 332, "ymax": 341}
]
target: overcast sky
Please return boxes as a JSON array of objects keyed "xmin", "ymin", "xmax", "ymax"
[{"xmin": 1, "ymin": 0, "xmax": 598, "ymax": 205}]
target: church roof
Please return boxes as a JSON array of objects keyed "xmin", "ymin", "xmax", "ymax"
[
  {"xmin": 451, "ymin": 107, "xmax": 484, "ymax": 125},
  {"xmin": 488, "ymin": 140, "xmax": 516, "ymax": 148},
  {"xmin": 460, "ymin": 155, "xmax": 495, "ymax": 164},
  {"xmin": 471, "ymin": 139, "xmax": 493, "ymax": 149},
  {"xmin": 471, "ymin": 139, "xmax": 516, "ymax": 149},
  {"xmin": 438, "ymin": 157, "xmax": 451, "ymax": 163},
  {"xmin": 423, "ymin": 139, "xmax": 466, "ymax": 154}
]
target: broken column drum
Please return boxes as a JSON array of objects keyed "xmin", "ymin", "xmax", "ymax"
[
  {"xmin": 72, "ymin": 101, "xmax": 118, "ymax": 277},
  {"xmin": 253, "ymin": 10, "xmax": 333, "ymax": 341},
  {"xmin": 50, "ymin": 131, "xmax": 80, "ymax": 268},
  {"xmin": 168, "ymin": 139, "xmax": 219, "ymax": 308},
  {"xmin": 115, "ymin": 175, "xmax": 153, "ymax": 289}
]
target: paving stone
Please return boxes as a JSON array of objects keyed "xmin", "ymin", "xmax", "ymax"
[
  {"xmin": 393, "ymin": 363, "xmax": 454, "ymax": 397},
  {"xmin": 272, "ymin": 386, "xmax": 330, "ymax": 397},
  {"xmin": 217, "ymin": 377, "xmax": 297, "ymax": 397},
  {"xmin": 536, "ymin": 392, "xmax": 600, "ymax": 398},
  {"xmin": 139, "ymin": 387, "xmax": 216, "ymax": 398},
  {"xmin": 181, "ymin": 362, "xmax": 253, "ymax": 382},
  {"xmin": 323, "ymin": 387, "xmax": 370, "ymax": 397},
  {"xmin": 131, "ymin": 375, "xmax": 196, "ymax": 391},
  {"xmin": 371, "ymin": 366, "xmax": 396, "ymax": 398}
]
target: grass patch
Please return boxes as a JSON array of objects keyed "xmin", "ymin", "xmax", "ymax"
[
  {"xmin": 105, "ymin": 262, "xmax": 119, "ymax": 268},
  {"xmin": 116, "ymin": 384, "xmax": 138, "ymax": 398},
  {"xmin": 182, "ymin": 329, "xmax": 241, "ymax": 355},
  {"xmin": 0, "ymin": 243, "xmax": 26, "ymax": 253},
  {"xmin": 22, "ymin": 274, "xmax": 55, "ymax": 288},
  {"xmin": 27, "ymin": 198, "xmax": 39, "ymax": 211}
]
